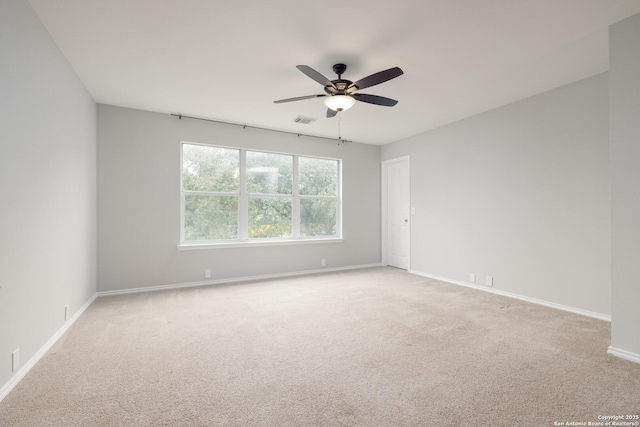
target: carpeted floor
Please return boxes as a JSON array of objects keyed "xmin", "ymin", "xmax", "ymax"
[{"xmin": 1, "ymin": 267, "xmax": 639, "ymax": 426}]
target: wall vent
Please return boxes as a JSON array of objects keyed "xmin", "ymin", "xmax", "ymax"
[{"xmin": 293, "ymin": 116, "xmax": 316, "ymax": 125}]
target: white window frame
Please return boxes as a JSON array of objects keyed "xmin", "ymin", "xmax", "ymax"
[{"xmin": 178, "ymin": 141, "xmax": 343, "ymax": 250}]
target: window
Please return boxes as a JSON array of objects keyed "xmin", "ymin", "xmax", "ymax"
[
  {"xmin": 181, "ymin": 142, "xmax": 341, "ymax": 245},
  {"xmin": 299, "ymin": 157, "xmax": 339, "ymax": 237}
]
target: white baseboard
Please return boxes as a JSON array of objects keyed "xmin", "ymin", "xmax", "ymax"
[
  {"xmin": 0, "ymin": 293, "xmax": 98, "ymax": 403},
  {"xmin": 409, "ymin": 269, "xmax": 611, "ymax": 322},
  {"xmin": 97, "ymin": 263, "xmax": 383, "ymax": 297},
  {"xmin": 608, "ymin": 346, "xmax": 640, "ymax": 364}
]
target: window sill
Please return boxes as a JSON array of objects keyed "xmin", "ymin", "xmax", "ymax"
[{"xmin": 177, "ymin": 237, "xmax": 344, "ymax": 250}]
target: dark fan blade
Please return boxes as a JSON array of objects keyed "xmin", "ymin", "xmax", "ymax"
[
  {"xmin": 274, "ymin": 94, "xmax": 326, "ymax": 104},
  {"xmin": 326, "ymin": 108, "xmax": 337, "ymax": 118},
  {"xmin": 297, "ymin": 65, "xmax": 336, "ymax": 88},
  {"xmin": 353, "ymin": 93, "xmax": 398, "ymax": 107},
  {"xmin": 348, "ymin": 67, "xmax": 403, "ymax": 91}
]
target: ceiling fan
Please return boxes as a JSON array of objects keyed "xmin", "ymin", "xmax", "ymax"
[{"xmin": 274, "ymin": 63, "xmax": 404, "ymax": 118}]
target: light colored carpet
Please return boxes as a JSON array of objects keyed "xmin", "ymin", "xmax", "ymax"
[{"xmin": 1, "ymin": 267, "xmax": 639, "ymax": 426}]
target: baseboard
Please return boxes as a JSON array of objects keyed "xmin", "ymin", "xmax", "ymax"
[
  {"xmin": 97, "ymin": 263, "xmax": 384, "ymax": 297},
  {"xmin": 0, "ymin": 292, "xmax": 98, "ymax": 403},
  {"xmin": 608, "ymin": 346, "xmax": 640, "ymax": 364},
  {"xmin": 409, "ymin": 269, "xmax": 611, "ymax": 322}
]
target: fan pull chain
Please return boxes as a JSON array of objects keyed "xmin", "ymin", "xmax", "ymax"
[{"xmin": 337, "ymin": 114, "xmax": 342, "ymax": 145}]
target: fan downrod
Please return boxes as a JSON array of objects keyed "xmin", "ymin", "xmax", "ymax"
[{"xmin": 333, "ymin": 63, "xmax": 347, "ymax": 78}]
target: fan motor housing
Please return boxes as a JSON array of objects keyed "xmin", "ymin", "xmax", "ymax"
[
  {"xmin": 325, "ymin": 80, "xmax": 354, "ymax": 95},
  {"xmin": 324, "ymin": 63, "xmax": 356, "ymax": 95}
]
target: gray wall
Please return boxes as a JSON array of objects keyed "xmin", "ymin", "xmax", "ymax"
[
  {"xmin": 97, "ymin": 105, "xmax": 381, "ymax": 292},
  {"xmin": 610, "ymin": 13, "xmax": 640, "ymax": 357},
  {"xmin": 0, "ymin": 0, "xmax": 97, "ymax": 390},
  {"xmin": 382, "ymin": 73, "xmax": 610, "ymax": 317}
]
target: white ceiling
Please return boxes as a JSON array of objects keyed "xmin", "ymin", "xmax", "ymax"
[{"xmin": 28, "ymin": 0, "xmax": 640, "ymax": 145}]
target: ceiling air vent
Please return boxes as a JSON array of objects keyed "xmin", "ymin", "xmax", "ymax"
[{"xmin": 293, "ymin": 115, "xmax": 316, "ymax": 125}]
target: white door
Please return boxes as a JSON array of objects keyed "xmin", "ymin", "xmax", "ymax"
[{"xmin": 383, "ymin": 157, "xmax": 410, "ymax": 270}]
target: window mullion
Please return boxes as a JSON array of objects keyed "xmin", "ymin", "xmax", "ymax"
[
  {"xmin": 292, "ymin": 156, "xmax": 300, "ymax": 238},
  {"xmin": 239, "ymin": 150, "xmax": 248, "ymax": 240},
  {"xmin": 180, "ymin": 193, "xmax": 186, "ymax": 242}
]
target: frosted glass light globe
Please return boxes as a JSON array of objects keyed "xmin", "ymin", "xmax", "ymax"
[{"xmin": 324, "ymin": 95, "xmax": 355, "ymax": 112}]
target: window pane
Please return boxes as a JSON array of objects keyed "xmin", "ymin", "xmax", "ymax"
[
  {"xmin": 298, "ymin": 157, "xmax": 338, "ymax": 196},
  {"xmin": 248, "ymin": 197, "xmax": 292, "ymax": 238},
  {"xmin": 300, "ymin": 199, "xmax": 337, "ymax": 237},
  {"xmin": 183, "ymin": 144, "xmax": 239, "ymax": 192},
  {"xmin": 184, "ymin": 195, "xmax": 238, "ymax": 240},
  {"xmin": 246, "ymin": 151, "xmax": 292, "ymax": 195}
]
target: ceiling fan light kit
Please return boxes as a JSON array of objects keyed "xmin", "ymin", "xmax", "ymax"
[
  {"xmin": 324, "ymin": 94, "xmax": 355, "ymax": 112},
  {"xmin": 274, "ymin": 63, "xmax": 403, "ymax": 118}
]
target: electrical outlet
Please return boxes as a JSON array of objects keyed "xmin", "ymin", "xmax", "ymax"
[
  {"xmin": 205, "ymin": 269, "xmax": 211, "ymax": 279},
  {"xmin": 470, "ymin": 273, "xmax": 476, "ymax": 283},
  {"xmin": 486, "ymin": 276, "xmax": 494, "ymax": 287},
  {"xmin": 12, "ymin": 349, "xmax": 19, "ymax": 372},
  {"xmin": 64, "ymin": 305, "xmax": 70, "ymax": 321},
  {"xmin": 321, "ymin": 259, "xmax": 326, "ymax": 267}
]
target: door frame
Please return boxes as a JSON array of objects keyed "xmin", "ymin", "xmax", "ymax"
[{"xmin": 381, "ymin": 156, "xmax": 411, "ymax": 269}]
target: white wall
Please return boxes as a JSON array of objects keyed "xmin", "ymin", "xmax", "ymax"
[
  {"xmin": 97, "ymin": 105, "xmax": 381, "ymax": 292},
  {"xmin": 0, "ymin": 0, "xmax": 96, "ymax": 391},
  {"xmin": 610, "ymin": 13, "xmax": 640, "ymax": 359},
  {"xmin": 382, "ymin": 73, "xmax": 610, "ymax": 317}
]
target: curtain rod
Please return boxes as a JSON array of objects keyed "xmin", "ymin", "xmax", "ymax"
[{"xmin": 170, "ymin": 113, "xmax": 353, "ymax": 144}]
